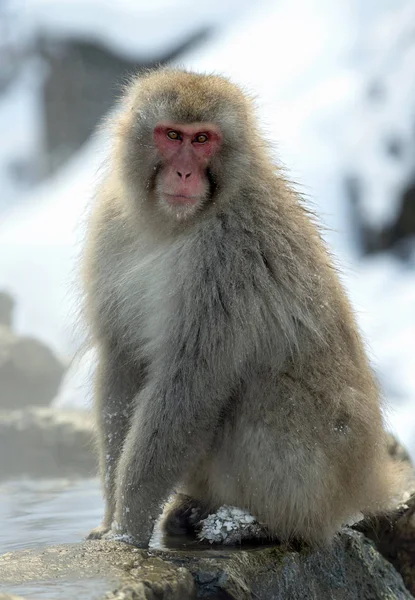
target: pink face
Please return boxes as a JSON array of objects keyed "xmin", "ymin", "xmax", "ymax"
[{"xmin": 153, "ymin": 121, "xmax": 221, "ymax": 215}]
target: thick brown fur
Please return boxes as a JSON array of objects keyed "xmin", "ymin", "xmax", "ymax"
[{"xmin": 83, "ymin": 68, "xmax": 404, "ymax": 547}]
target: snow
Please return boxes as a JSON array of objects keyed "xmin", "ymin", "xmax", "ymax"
[
  {"xmin": 198, "ymin": 506, "xmax": 266, "ymax": 545},
  {"xmin": 0, "ymin": 62, "xmax": 44, "ymax": 212},
  {"xmin": 0, "ymin": 133, "xmax": 107, "ymax": 358},
  {"xmin": 341, "ymin": 1, "xmax": 415, "ymax": 229},
  {"xmin": 0, "ymin": 1, "xmax": 414, "ymax": 459},
  {"xmin": 198, "ymin": 506, "xmax": 365, "ymax": 544},
  {"xmin": 22, "ymin": 0, "xmax": 264, "ymax": 61},
  {"xmin": 344, "ymin": 256, "xmax": 415, "ymax": 452},
  {"xmin": 181, "ymin": 0, "xmax": 361, "ymax": 257}
]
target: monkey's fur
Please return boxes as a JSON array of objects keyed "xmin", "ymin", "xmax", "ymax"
[{"xmin": 83, "ymin": 69, "xmax": 402, "ymax": 547}]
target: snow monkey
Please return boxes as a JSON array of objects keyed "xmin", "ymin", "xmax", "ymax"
[{"xmin": 83, "ymin": 68, "xmax": 402, "ymax": 547}]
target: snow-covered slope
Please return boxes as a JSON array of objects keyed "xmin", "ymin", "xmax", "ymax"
[
  {"xmin": 0, "ymin": 134, "xmax": 106, "ymax": 357},
  {"xmin": 342, "ymin": 1, "xmax": 415, "ymax": 230},
  {"xmin": 1, "ymin": 0, "xmax": 414, "ymax": 456},
  {"xmin": 23, "ymin": 0, "xmax": 263, "ymax": 61}
]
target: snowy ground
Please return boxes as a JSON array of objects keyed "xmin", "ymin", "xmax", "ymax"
[{"xmin": 0, "ymin": 0, "xmax": 414, "ymax": 456}]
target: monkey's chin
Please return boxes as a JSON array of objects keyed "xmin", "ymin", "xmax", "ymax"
[{"xmin": 158, "ymin": 194, "xmax": 203, "ymax": 221}]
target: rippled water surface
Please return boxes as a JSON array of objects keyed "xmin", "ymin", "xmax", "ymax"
[
  {"xmin": 0, "ymin": 478, "xmax": 103, "ymax": 554},
  {"xmin": 0, "ymin": 478, "xmax": 255, "ymax": 598},
  {"xmin": 0, "ymin": 478, "xmax": 105, "ymax": 599}
]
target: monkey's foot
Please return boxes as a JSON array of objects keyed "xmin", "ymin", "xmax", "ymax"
[
  {"xmin": 161, "ymin": 493, "xmax": 209, "ymax": 536},
  {"xmin": 198, "ymin": 506, "xmax": 269, "ymax": 545},
  {"xmin": 86, "ymin": 524, "xmax": 111, "ymax": 540}
]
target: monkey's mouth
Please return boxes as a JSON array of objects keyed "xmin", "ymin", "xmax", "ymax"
[{"xmin": 163, "ymin": 193, "xmax": 198, "ymax": 206}]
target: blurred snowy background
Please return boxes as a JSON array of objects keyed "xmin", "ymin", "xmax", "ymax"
[{"xmin": 0, "ymin": 0, "xmax": 414, "ymax": 456}]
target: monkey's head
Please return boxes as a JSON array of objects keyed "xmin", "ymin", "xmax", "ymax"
[{"xmin": 115, "ymin": 69, "xmax": 258, "ymax": 222}]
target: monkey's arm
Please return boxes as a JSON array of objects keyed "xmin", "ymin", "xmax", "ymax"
[
  {"xmin": 88, "ymin": 344, "xmax": 145, "ymax": 538},
  {"xmin": 113, "ymin": 278, "xmax": 251, "ymax": 545}
]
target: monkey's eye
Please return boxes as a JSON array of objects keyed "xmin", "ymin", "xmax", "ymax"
[
  {"xmin": 194, "ymin": 133, "xmax": 208, "ymax": 144},
  {"xmin": 167, "ymin": 130, "xmax": 181, "ymax": 140}
]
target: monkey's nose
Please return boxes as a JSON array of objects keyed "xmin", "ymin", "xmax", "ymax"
[{"xmin": 176, "ymin": 171, "xmax": 192, "ymax": 180}]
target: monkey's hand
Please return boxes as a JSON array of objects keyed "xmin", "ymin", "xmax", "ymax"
[
  {"xmin": 111, "ymin": 502, "xmax": 156, "ymax": 548},
  {"xmin": 88, "ymin": 521, "xmax": 147, "ymax": 546}
]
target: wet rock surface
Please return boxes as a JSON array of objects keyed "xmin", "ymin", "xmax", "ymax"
[
  {"xmin": 0, "ymin": 407, "xmax": 95, "ymax": 479},
  {"xmin": 0, "ymin": 531, "xmax": 413, "ymax": 600}
]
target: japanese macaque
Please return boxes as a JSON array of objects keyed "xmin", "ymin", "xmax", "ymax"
[{"xmin": 83, "ymin": 68, "xmax": 403, "ymax": 548}]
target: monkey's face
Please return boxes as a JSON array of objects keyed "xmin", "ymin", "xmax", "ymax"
[
  {"xmin": 119, "ymin": 70, "xmax": 255, "ymax": 222},
  {"xmin": 151, "ymin": 121, "xmax": 222, "ymax": 220}
]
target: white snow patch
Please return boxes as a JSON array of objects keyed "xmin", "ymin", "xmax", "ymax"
[{"xmin": 198, "ymin": 506, "xmax": 266, "ymax": 545}]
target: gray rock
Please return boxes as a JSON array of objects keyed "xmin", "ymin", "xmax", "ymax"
[
  {"xmin": 359, "ymin": 493, "xmax": 415, "ymax": 597},
  {"xmin": 0, "ymin": 531, "xmax": 412, "ymax": 600},
  {"xmin": 0, "ymin": 292, "xmax": 14, "ymax": 328},
  {"xmin": 0, "ymin": 327, "xmax": 65, "ymax": 408},
  {"xmin": 0, "ymin": 407, "xmax": 95, "ymax": 479}
]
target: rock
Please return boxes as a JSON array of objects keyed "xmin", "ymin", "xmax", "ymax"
[
  {"xmin": 356, "ymin": 437, "xmax": 415, "ymax": 595},
  {"xmin": 0, "ymin": 407, "xmax": 95, "ymax": 479},
  {"xmin": 102, "ymin": 559, "xmax": 195, "ymax": 600},
  {"xmin": 359, "ymin": 493, "xmax": 415, "ymax": 597},
  {"xmin": 393, "ymin": 495, "xmax": 415, "ymax": 596},
  {"xmin": 0, "ymin": 531, "xmax": 412, "ymax": 600},
  {"xmin": 0, "ymin": 327, "xmax": 65, "ymax": 408},
  {"xmin": 0, "ymin": 292, "xmax": 14, "ymax": 328}
]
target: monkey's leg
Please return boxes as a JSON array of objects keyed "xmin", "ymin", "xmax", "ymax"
[
  {"xmin": 210, "ymin": 376, "xmax": 381, "ymax": 547},
  {"xmin": 87, "ymin": 346, "xmax": 144, "ymax": 539}
]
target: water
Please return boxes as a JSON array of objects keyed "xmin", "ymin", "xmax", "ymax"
[
  {"xmin": 2, "ymin": 579, "xmax": 111, "ymax": 600},
  {"xmin": 0, "ymin": 478, "xmax": 263, "ymax": 598},
  {"xmin": 0, "ymin": 478, "xmax": 103, "ymax": 554},
  {"xmin": 0, "ymin": 478, "xmax": 106, "ymax": 599}
]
